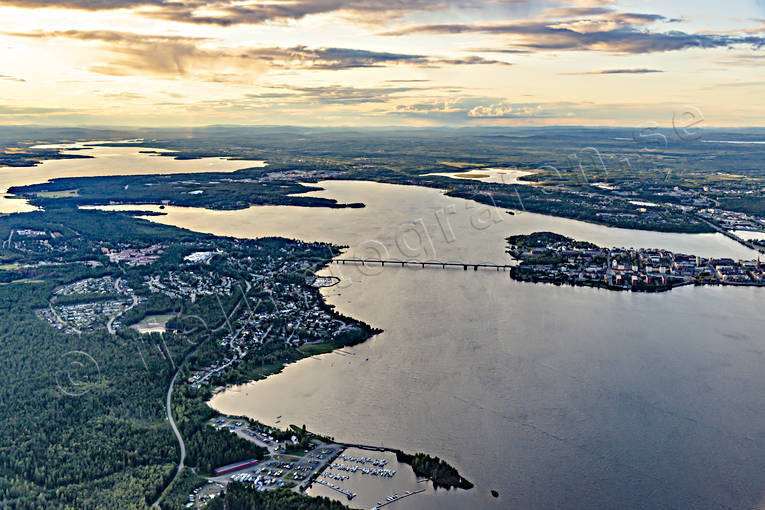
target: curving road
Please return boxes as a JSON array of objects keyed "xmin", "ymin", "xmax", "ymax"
[
  {"xmin": 107, "ymin": 278, "xmax": 139, "ymax": 335},
  {"xmin": 152, "ymin": 365, "xmax": 186, "ymax": 508},
  {"xmin": 152, "ymin": 284, "xmax": 250, "ymax": 507}
]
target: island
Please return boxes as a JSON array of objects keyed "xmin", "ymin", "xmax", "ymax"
[
  {"xmin": 507, "ymin": 232, "xmax": 764, "ymax": 292},
  {"xmin": 8, "ymin": 126, "xmax": 765, "ymax": 241},
  {"xmin": 394, "ymin": 452, "xmax": 474, "ymax": 490},
  {"xmin": 7, "ymin": 127, "xmax": 763, "ymax": 508}
]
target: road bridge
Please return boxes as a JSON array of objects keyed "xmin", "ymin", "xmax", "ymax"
[{"xmin": 332, "ymin": 258, "xmax": 513, "ymax": 271}]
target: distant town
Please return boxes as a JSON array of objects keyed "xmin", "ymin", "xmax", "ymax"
[
  {"xmin": 508, "ymin": 232, "xmax": 764, "ymax": 292},
  {"xmin": 697, "ymin": 207, "xmax": 765, "ymax": 233}
]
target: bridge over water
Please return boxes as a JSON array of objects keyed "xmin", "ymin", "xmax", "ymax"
[{"xmin": 332, "ymin": 258, "xmax": 513, "ymax": 271}]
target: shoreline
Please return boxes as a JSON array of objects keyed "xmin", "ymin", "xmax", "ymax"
[
  {"xmin": 194, "ymin": 254, "xmax": 472, "ymax": 506},
  {"xmin": 507, "ymin": 232, "xmax": 764, "ymax": 293}
]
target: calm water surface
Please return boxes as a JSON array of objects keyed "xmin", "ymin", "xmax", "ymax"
[
  {"xmin": 96, "ymin": 181, "xmax": 765, "ymax": 510},
  {"xmin": 0, "ymin": 141, "xmax": 264, "ymax": 213}
]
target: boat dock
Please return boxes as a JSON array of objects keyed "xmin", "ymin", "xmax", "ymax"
[
  {"xmin": 373, "ymin": 488, "xmax": 426, "ymax": 508},
  {"xmin": 314, "ymin": 478, "xmax": 356, "ymax": 500}
]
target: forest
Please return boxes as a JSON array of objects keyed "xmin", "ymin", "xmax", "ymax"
[
  {"xmin": 2, "ymin": 126, "xmax": 760, "ymax": 508},
  {"xmin": 10, "ymin": 125, "xmax": 763, "ymax": 232},
  {"xmin": 9, "ymin": 171, "xmax": 364, "ymax": 212},
  {"xmin": 394, "ymin": 452, "xmax": 474, "ymax": 491},
  {"xmin": 0, "ymin": 208, "xmax": 342, "ymax": 509},
  {"xmin": 0, "ymin": 198, "xmax": 389, "ymax": 508}
]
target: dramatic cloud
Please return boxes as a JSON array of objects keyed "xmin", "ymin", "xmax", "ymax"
[
  {"xmin": 0, "ymin": 0, "xmax": 518, "ymax": 26},
  {"xmin": 386, "ymin": 98, "xmax": 588, "ymax": 122},
  {"xmin": 3, "ymin": 30, "xmax": 509, "ymax": 77},
  {"xmin": 2, "ymin": 1, "xmax": 763, "ymax": 126},
  {"xmin": 4, "ymin": 30, "xmax": 210, "ymax": 75},
  {"xmin": 394, "ymin": 100, "xmax": 466, "ymax": 114},
  {"xmin": 3, "ymin": 29, "xmax": 206, "ymax": 44},
  {"xmin": 383, "ymin": 21, "xmax": 765, "ymax": 53},
  {"xmin": 379, "ymin": 3, "xmax": 763, "ymax": 55},
  {"xmin": 563, "ymin": 68, "xmax": 664, "ymax": 74},
  {"xmin": 153, "ymin": 84, "xmax": 434, "ymax": 115}
]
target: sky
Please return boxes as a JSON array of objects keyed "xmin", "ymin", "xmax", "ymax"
[{"xmin": 1, "ymin": 0, "xmax": 765, "ymax": 127}]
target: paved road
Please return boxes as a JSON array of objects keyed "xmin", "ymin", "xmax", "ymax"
[
  {"xmin": 206, "ymin": 421, "xmax": 344, "ymax": 492},
  {"xmin": 152, "ymin": 364, "xmax": 187, "ymax": 508},
  {"xmin": 107, "ymin": 278, "xmax": 139, "ymax": 334},
  {"xmin": 695, "ymin": 215, "xmax": 765, "ymax": 254},
  {"xmin": 48, "ymin": 301, "xmax": 81, "ymax": 335}
]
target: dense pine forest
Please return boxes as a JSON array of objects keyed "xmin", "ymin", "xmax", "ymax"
[{"xmin": 0, "ymin": 207, "xmax": 355, "ymax": 509}]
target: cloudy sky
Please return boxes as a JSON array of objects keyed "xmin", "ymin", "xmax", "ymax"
[{"xmin": 1, "ymin": 0, "xmax": 765, "ymax": 126}]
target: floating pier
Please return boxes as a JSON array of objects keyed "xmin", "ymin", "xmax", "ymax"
[{"xmin": 373, "ymin": 488, "xmax": 426, "ymax": 508}]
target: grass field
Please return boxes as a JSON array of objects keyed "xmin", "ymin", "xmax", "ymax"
[{"xmin": 298, "ymin": 342, "xmax": 336, "ymax": 355}]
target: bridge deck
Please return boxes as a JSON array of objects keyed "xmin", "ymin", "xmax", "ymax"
[{"xmin": 332, "ymin": 258, "xmax": 513, "ymax": 270}]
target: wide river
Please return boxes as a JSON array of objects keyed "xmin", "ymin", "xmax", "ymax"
[
  {"xmin": 98, "ymin": 180, "xmax": 763, "ymax": 509},
  {"xmin": 9, "ymin": 145, "xmax": 765, "ymax": 509},
  {"xmin": 0, "ymin": 141, "xmax": 264, "ymax": 213}
]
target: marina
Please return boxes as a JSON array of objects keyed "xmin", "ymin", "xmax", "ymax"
[
  {"xmin": 199, "ymin": 180, "xmax": 764, "ymax": 510},
  {"xmin": 304, "ymin": 447, "xmax": 428, "ymax": 509},
  {"xmin": 327, "ymin": 454, "xmax": 396, "ymax": 478}
]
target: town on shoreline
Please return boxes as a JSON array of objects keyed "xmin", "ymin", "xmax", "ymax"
[
  {"xmin": 507, "ymin": 232, "xmax": 764, "ymax": 292},
  {"xmin": 0, "ymin": 206, "xmax": 471, "ymax": 510},
  {"xmin": 2, "ymin": 130, "xmax": 762, "ymax": 509}
]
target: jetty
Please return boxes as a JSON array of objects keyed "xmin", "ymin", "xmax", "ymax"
[{"xmin": 373, "ymin": 488, "xmax": 426, "ymax": 508}]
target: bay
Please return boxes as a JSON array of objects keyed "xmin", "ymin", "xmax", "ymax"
[{"xmin": 95, "ymin": 180, "xmax": 764, "ymax": 509}]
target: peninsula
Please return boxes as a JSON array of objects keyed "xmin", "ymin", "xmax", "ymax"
[{"xmin": 507, "ymin": 232, "xmax": 764, "ymax": 292}]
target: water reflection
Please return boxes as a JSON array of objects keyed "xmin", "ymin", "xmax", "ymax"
[
  {"xmin": 307, "ymin": 447, "xmax": 437, "ymax": 509},
  {"xmin": 0, "ymin": 140, "xmax": 264, "ymax": 213},
  {"xmin": 92, "ymin": 180, "xmax": 764, "ymax": 510}
]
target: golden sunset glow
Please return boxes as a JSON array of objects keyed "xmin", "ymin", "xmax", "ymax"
[{"xmin": 2, "ymin": 0, "xmax": 765, "ymax": 126}]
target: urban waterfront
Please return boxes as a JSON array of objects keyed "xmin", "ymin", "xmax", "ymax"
[
  {"xmin": 96, "ymin": 179, "xmax": 765, "ymax": 509},
  {"xmin": 5, "ymin": 1, "xmax": 765, "ymax": 506}
]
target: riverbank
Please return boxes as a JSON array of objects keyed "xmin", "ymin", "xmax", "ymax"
[
  {"xmin": 180, "ymin": 414, "xmax": 472, "ymax": 509},
  {"xmin": 170, "ymin": 252, "xmax": 471, "ymax": 508},
  {"xmin": 507, "ymin": 231, "xmax": 764, "ymax": 292}
]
